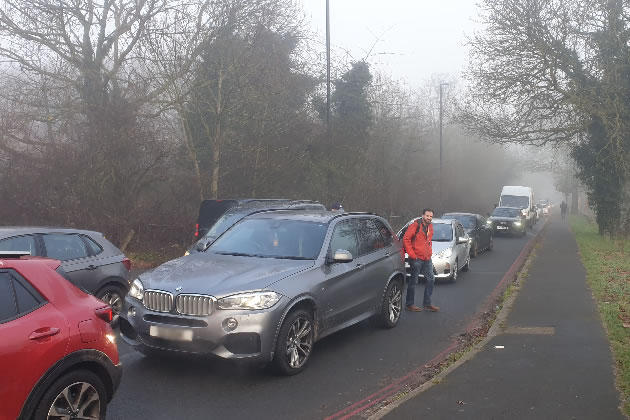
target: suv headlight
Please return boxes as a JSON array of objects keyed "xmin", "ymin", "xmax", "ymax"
[
  {"xmin": 435, "ymin": 248, "xmax": 453, "ymax": 259},
  {"xmin": 218, "ymin": 291, "xmax": 282, "ymax": 310},
  {"xmin": 129, "ymin": 279, "xmax": 144, "ymax": 301},
  {"xmin": 486, "ymin": 220, "xmax": 492, "ymax": 225},
  {"xmin": 514, "ymin": 221, "xmax": 522, "ymax": 226}
]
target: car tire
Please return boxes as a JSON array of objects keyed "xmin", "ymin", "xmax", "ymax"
[
  {"xmin": 96, "ymin": 284, "xmax": 126, "ymax": 328},
  {"xmin": 462, "ymin": 255, "xmax": 470, "ymax": 272},
  {"xmin": 470, "ymin": 241, "xmax": 478, "ymax": 258},
  {"xmin": 375, "ymin": 278, "xmax": 403, "ymax": 329},
  {"xmin": 273, "ymin": 309, "xmax": 314, "ymax": 376},
  {"xmin": 450, "ymin": 259, "xmax": 458, "ymax": 283},
  {"xmin": 33, "ymin": 369, "xmax": 107, "ymax": 420}
]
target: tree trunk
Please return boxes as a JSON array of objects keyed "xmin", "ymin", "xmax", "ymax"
[{"xmin": 211, "ymin": 145, "xmax": 220, "ymax": 199}]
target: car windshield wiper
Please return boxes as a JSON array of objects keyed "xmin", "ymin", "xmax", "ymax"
[
  {"xmin": 214, "ymin": 251, "xmax": 255, "ymax": 257},
  {"xmin": 272, "ymin": 256, "xmax": 313, "ymax": 260}
]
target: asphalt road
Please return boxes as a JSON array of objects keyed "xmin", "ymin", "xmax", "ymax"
[{"xmin": 108, "ymin": 221, "xmax": 544, "ymax": 420}]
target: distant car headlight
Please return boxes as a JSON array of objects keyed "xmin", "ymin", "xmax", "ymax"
[
  {"xmin": 218, "ymin": 291, "xmax": 282, "ymax": 310},
  {"xmin": 514, "ymin": 221, "xmax": 522, "ymax": 226},
  {"xmin": 129, "ymin": 279, "xmax": 144, "ymax": 301},
  {"xmin": 486, "ymin": 220, "xmax": 492, "ymax": 225},
  {"xmin": 435, "ymin": 248, "xmax": 453, "ymax": 259}
]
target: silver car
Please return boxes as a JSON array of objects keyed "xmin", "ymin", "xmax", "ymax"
[
  {"xmin": 119, "ymin": 211, "xmax": 405, "ymax": 375},
  {"xmin": 397, "ymin": 218, "xmax": 471, "ymax": 282}
]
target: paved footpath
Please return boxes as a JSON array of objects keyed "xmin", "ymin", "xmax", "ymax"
[{"xmin": 382, "ymin": 214, "xmax": 626, "ymax": 419}]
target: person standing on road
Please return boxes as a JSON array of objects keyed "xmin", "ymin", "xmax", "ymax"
[
  {"xmin": 403, "ymin": 208, "xmax": 440, "ymax": 312},
  {"xmin": 560, "ymin": 201, "xmax": 567, "ymax": 220}
]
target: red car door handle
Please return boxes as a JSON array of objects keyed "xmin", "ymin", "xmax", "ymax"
[{"xmin": 29, "ymin": 327, "xmax": 60, "ymax": 340}]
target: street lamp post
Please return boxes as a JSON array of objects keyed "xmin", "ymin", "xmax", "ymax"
[
  {"xmin": 325, "ymin": 0, "xmax": 332, "ymax": 202},
  {"xmin": 439, "ymin": 82, "xmax": 449, "ymax": 212}
]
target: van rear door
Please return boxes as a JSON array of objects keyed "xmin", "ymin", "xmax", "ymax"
[{"xmin": 197, "ymin": 200, "xmax": 239, "ymax": 237}]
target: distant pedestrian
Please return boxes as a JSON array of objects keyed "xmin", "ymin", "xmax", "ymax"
[
  {"xmin": 331, "ymin": 202, "xmax": 344, "ymax": 212},
  {"xmin": 403, "ymin": 208, "xmax": 439, "ymax": 312},
  {"xmin": 560, "ymin": 201, "xmax": 567, "ymax": 220}
]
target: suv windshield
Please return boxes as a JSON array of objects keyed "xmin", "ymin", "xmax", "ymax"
[
  {"xmin": 203, "ymin": 212, "xmax": 248, "ymax": 241},
  {"xmin": 432, "ymin": 223, "xmax": 453, "ymax": 242},
  {"xmin": 210, "ymin": 219, "xmax": 328, "ymax": 260},
  {"xmin": 492, "ymin": 207, "xmax": 521, "ymax": 217},
  {"xmin": 501, "ymin": 195, "xmax": 529, "ymax": 208}
]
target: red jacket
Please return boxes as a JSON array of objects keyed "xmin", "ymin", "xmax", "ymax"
[{"xmin": 403, "ymin": 220, "xmax": 433, "ymax": 260}]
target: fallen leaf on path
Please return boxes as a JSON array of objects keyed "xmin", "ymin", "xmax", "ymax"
[{"xmin": 457, "ymin": 400, "xmax": 466, "ymax": 405}]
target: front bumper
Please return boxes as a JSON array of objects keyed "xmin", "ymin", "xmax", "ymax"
[
  {"xmin": 119, "ymin": 295, "xmax": 288, "ymax": 362},
  {"xmin": 490, "ymin": 221, "xmax": 525, "ymax": 235}
]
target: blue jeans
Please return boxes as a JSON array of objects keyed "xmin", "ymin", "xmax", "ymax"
[{"xmin": 406, "ymin": 258, "xmax": 435, "ymax": 307}]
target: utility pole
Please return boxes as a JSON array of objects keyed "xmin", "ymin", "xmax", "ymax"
[
  {"xmin": 326, "ymin": 0, "xmax": 332, "ymax": 203},
  {"xmin": 439, "ymin": 82, "xmax": 448, "ymax": 212}
]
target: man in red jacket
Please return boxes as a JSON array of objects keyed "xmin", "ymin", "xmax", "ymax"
[{"xmin": 403, "ymin": 208, "xmax": 440, "ymax": 312}]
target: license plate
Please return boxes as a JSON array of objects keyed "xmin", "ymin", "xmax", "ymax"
[
  {"xmin": 497, "ymin": 226, "xmax": 507, "ymax": 230},
  {"xmin": 149, "ymin": 325, "xmax": 193, "ymax": 342}
]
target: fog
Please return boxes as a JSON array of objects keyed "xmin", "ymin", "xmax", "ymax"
[{"xmin": 0, "ymin": 0, "xmax": 574, "ymax": 250}]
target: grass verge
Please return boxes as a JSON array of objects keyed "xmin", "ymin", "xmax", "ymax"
[{"xmin": 569, "ymin": 214, "xmax": 630, "ymax": 417}]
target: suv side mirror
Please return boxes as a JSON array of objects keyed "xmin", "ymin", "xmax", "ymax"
[
  {"xmin": 457, "ymin": 237, "xmax": 469, "ymax": 245},
  {"xmin": 329, "ymin": 249, "xmax": 353, "ymax": 264}
]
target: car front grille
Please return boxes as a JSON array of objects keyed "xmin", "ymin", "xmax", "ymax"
[
  {"xmin": 143, "ymin": 290, "xmax": 174, "ymax": 313},
  {"xmin": 176, "ymin": 294, "xmax": 216, "ymax": 316}
]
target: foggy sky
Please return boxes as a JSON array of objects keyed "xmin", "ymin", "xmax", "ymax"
[{"xmin": 301, "ymin": 0, "xmax": 482, "ymax": 88}]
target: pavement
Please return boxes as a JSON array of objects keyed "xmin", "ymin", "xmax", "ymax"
[{"xmin": 381, "ymin": 214, "xmax": 626, "ymax": 419}]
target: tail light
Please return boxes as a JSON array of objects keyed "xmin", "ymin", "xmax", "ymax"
[
  {"xmin": 95, "ymin": 306, "xmax": 113, "ymax": 323},
  {"xmin": 122, "ymin": 257, "xmax": 131, "ymax": 271},
  {"xmin": 194, "ymin": 223, "xmax": 199, "ymax": 238}
]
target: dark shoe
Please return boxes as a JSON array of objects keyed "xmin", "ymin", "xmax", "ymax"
[
  {"xmin": 405, "ymin": 304, "xmax": 423, "ymax": 312},
  {"xmin": 424, "ymin": 305, "xmax": 440, "ymax": 312}
]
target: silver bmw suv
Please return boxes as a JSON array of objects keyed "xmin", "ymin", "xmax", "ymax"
[{"xmin": 119, "ymin": 211, "xmax": 405, "ymax": 375}]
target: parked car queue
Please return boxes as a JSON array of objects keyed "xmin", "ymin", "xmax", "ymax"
[{"xmin": 0, "ymin": 199, "xmax": 549, "ymax": 417}]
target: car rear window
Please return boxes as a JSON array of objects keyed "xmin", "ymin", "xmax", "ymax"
[{"xmin": 82, "ymin": 235, "xmax": 104, "ymax": 256}]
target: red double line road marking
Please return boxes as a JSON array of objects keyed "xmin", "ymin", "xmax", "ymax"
[{"xmin": 324, "ymin": 232, "xmax": 539, "ymax": 420}]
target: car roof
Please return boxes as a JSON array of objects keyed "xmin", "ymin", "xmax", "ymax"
[
  {"xmin": 0, "ymin": 255, "xmax": 61, "ymax": 270},
  {"xmin": 222, "ymin": 201, "xmax": 325, "ymax": 215},
  {"xmin": 0, "ymin": 227, "xmax": 104, "ymax": 239},
  {"xmin": 441, "ymin": 212, "xmax": 478, "ymax": 217},
  {"xmin": 431, "ymin": 218, "xmax": 457, "ymax": 225},
  {"xmin": 245, "ymin": 210, "xmax": 379, "ymax": 223}
]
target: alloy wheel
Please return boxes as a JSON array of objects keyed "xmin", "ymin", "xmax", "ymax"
[
  {"xmin": 388, "ymin": 283, "xmax": 402, "ymax": 323},
  {"xmin": 100, "ymin": 291, "xmax": 122, "ymax": 323},
  {"xmin": 285, "ymin": 316, "xmax": 313, "ymax": 369},
  {"xmin": 47, "ymin": 381, "xmax": 101, "ymax": 420}
]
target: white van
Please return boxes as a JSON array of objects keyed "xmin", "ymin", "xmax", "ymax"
[{"xmin": 499, "ymin": 186, "xmax": 535, "ymax": 228}]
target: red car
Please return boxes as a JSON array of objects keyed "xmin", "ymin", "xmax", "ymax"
[{"xmin": 0, "ymin": 252, "xmax": 121, "ymax": 420}]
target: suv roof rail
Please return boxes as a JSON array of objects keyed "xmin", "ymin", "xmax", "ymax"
[{"xmin": 0, "ymin": 251, "xmax": 31, "ymax": 258}]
